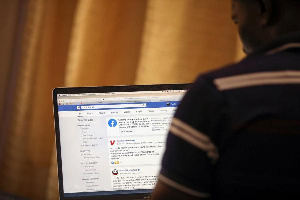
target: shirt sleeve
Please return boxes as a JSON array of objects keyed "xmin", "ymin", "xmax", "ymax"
[{"xmin": 159, "ymin": 76, "xmax": 226, "ymax": 198}]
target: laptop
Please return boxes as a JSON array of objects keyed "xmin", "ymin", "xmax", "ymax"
[{"xmin": 53, "ymin": 84, "xmax": 190, "ymax": 200}]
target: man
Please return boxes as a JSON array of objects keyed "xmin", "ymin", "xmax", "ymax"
[{"xmin": 152, "ymin": 0, "xmax": 300, "ymax": 199}]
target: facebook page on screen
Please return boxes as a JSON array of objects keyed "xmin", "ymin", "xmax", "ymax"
[{"xmin": 57, "ymin": 90, "xmax": 186, "ymax": 196}]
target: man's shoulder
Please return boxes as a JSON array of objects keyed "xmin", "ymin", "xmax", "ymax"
[
  {"xmin": 188, "ymin": 56, "xmax": 256, "ymax": 93},
  {"xmin": 200, "ymin": 55, "xmax": 263, "ymax": 81},
  {"xmin": 195, "ymin": 49, "xmax": 300, "ymax": 90}
]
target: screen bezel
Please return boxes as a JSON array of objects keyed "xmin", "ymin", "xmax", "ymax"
[{"xmin": 52, "ymin": 84, "xmax": 190, "ymax": 200}]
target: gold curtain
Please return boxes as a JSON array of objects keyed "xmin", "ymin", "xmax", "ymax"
[
  {"xmin": 136, "ymin": 0, "xmax": 240, "ymax": 84},
  {"xmin": 0, "ymin": 0, "xmax": 243, "ymax": 199},
  {"xmin": 0, "ymin": 0, "xmax": 78, "ymax": 199}
]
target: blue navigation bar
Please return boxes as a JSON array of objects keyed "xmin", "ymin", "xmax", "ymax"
[{"xmin": 58, "ymin": 101, "xmax": 180, "ymax": 111}]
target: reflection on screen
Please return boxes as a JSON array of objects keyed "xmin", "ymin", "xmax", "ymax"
[{"xmin": 57, "ymin": 90, "xmax": 185, "ymax": 197}]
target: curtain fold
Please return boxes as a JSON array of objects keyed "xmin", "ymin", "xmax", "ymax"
[
  {"xmin": 0, "ymin": 0, "xmax": 243, "ymax": 199},
  {"xmin": 65, "ymin": 0, "xmax": 148, "ymax": 86},
  {"xmin": 0, "ymin": 0, "xmax": 46, "ymax": 197},
  {"xmin": 135, "ymin": 0, "xmax": 239, "ymax": 84},
  {"xmin": 0, "ymin": 0, "xmax": 77, "ymax": 199},
  {"xmin": 0, "ymin": 0, "xmax": 19, "ymax": 125}
]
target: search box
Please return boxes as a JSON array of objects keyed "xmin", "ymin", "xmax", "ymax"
[{"xmin": 79, "ymin": 103, "xmax": 146, "ymax": 110}]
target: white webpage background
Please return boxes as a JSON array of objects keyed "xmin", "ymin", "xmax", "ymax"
[{"xmin": 59, "ymin": 107, "xmax": 176, "ymax": 193}]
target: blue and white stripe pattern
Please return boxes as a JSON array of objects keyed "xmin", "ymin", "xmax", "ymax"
[
  {"xmin": 169, "ymin": 118, "xmax": 219, "ymax": 161},
  {"xmin": 214, "ymin": 70, "xmax": 300, "ymax": 91}
]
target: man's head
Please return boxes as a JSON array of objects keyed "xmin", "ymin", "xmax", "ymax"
[{"xmin": 232, "ymin": 0, "xmax": 300, "ymax": 54}]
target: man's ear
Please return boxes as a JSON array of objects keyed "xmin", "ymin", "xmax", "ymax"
[{"xmin": 259, "ymin": 0, "xmax": 276, "ymax": 26}]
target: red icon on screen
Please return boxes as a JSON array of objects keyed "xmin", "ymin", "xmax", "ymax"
[
  {"xmin": 110, "ymin": 140, "xmax": 115, "ymax": 145},
  {"xmin": 112, "ymin": 169, "xmax": 118, "ymax": 175}
]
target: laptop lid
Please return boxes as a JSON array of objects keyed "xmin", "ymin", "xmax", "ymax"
[{"xmin": 53, "ymin": 84, "xmax": 190, "ymax": 200}]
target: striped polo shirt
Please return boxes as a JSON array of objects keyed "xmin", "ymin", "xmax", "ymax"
[{"xmin": 159, "ymin": 33, "xmax": 300, "ymax": 199}]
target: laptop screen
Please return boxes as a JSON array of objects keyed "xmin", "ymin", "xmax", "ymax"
[{"xmin": 53, "ymin": 84, "xmax": 189, "ymax": 199}]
